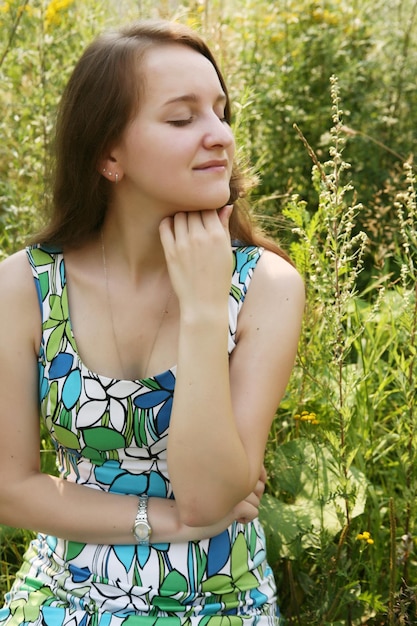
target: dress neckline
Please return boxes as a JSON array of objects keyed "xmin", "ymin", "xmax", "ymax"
[{"xmin": 58, "ymin": 250, "xmax": 178, "ymax": 385}]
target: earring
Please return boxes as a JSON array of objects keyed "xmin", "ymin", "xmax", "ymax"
[{"xmin": 115, "ymin": 173, "xmax": 119, "ymax": 185}]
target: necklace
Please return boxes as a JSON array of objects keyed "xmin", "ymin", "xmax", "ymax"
[{"xmin": 100, "ymin": 231, "xmax": 172, "ymax": 379}]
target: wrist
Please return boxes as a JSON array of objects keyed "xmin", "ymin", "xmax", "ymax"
[
  {"xmin": 179, "ymin": 302, "xmax": 229, "ymax": 326},
  {"xmin": 132, "ymin": 495, "xmax": 152, "ymax": 544},
  {"xmin": 145, "ymin": 497, "xmax": 232, "ymax": 543},
  {"xmin": 146, "ymin": 497, "xmax": 182, "ymax": 543}
]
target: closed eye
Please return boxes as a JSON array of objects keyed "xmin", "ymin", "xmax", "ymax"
[
  {"xmin": 168, "ymin": 114, "xmax": 227, "ymax": 127},
  {"xmin": 168, "ymin": 117, "xmax": 194, "ymax": 127}
]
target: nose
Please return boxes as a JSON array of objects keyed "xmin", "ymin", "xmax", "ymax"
[{"xmin": 202, "ymin": 113, "xmax": 235, "ymax": 150}]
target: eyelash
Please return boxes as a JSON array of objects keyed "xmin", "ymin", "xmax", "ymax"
[
  {"xmin": 169, "ymin": 118, "xmax": 194, "ymax": 127},
  {"xmin": 168, "ymin": 116, "xmax": 227, "ymax": 127}
]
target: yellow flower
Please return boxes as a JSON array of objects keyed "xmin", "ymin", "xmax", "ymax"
[
  {"xmin": 185, "ymin": 16, "xmax": 198, "ymax": 28},
  {"xmin": 356, "ymin": 531, "xmax": 374, "ymax": 545},
  {"xmin": 44, "ymin": 0, "xmax": 73, "ymax": 29},
  {"xmin": 312, "ymin": 8, "xmax": 339, "ymax": 26},
  {"xmin": 294, "ymin": 410, "xmax": 319, "ymax": 424},
  {"xmin": 0, "ymin": 2, "xmax": 10, "ymax": 13}
]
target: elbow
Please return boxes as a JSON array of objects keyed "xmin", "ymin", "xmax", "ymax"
[
  {"xmin": 170, "ymin": 460, "xmax": 255, "ymax": 527},
  {"xmin": 177, "ymin": 486, "xmax": 249, "ymax": 528},
  {"xmin": 0, "ymin": 470, "xmax": 42, "ymax": 528},
  {"xmin": 0, "ymin": 486, "xmax": 19, "ymax": 526},
  {"xmin": 179, "ymin": 505, "xmax": 226, "ymax": 528}
]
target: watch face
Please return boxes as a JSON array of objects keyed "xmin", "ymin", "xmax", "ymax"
[{"xmin": 134, "ymin": 521, "xmax": 151, "ymax": 542}]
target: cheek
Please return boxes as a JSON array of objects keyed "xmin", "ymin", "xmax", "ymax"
[
  {"xmin": 228, "ymin": 144, "xmax": 236, "ymax": 174},
  {"xmin": 227, "ymin": 135, "xmax": 236, "ymax": 160}
]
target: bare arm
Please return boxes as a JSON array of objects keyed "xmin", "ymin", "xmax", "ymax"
[
  {"xmin": 160, "ymin": 206, "xmax": 305, "ymax": 526},
  {"xmin": 0, "ymin": 251, "xmax": 264, "ymax": 543},
  {"xmin": 0, "ymin": 470, "xmax": 264, "ymax": 545}
]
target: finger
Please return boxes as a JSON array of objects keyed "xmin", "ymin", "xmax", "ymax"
[
  {"xmin": 252, "ymin": 479, "xmax": 265, "ymax": 501},
  {"xmin": 199, "ymin": 209, "xmax": 232, "ymax": 246},
  {"xmin": 244, "ymin": 492, "xmax": 258, "ymax": 507},
  {"xmin": 245, "ymin": 488, "xmax": 263, "ymax": 509},
  {"xmin": 159, "ymin": 216, "xmax": 175, "ymax": 250},
  {"xmin": 235, "ymin": 503, "xmax": 258, "ymax": 524},
  {"xmin": 217, "ymin": 204, "xmax": 233, "ymax": 229},
  {"xmin": 186, "ymin": 210, "xmax": 206, "ymax": 237},
  {"xmin": 171, "ymin": 211, "xmax": 190, "ymax": 241},
  {"xmin": 255, "ymin": 479, "xmax": 265, "ymax": 499}
]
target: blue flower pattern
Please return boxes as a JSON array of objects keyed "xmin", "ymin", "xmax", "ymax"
[{"xmin": 0, "ymin": 245, "xmax": 280, "ymax": 625}]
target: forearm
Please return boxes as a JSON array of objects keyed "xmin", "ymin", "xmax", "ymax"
[
  {"xmin": 0, "ymin": 472, "xmax": 237, "ymax": 544},
  {"xmin": 148, "ymin": 496, "xmax": 237, "ymax": 543},
  {"xmin": 167, "ymin": 310, "xmax": 252, "ymax": 526}
]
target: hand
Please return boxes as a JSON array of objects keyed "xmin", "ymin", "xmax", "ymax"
[
  {"xmin": 159, "ymin": 205, "xmax": 234, "ymax": 311},
  {"xmin": 232, "ymin": 465, "xmax": 267, "ymax": 524}
]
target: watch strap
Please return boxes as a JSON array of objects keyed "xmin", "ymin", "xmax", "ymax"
[{"xmin": 133, "ymin": 495, "xmax": 151, "ymax": 545}]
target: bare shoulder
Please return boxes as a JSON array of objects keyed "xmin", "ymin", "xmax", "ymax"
[
  {"xmin": 0, "ymin": 249, "xmax": 40, "ymax": 347},
  {"xmin": 250, "ymin": 249, "xmax": 305, "ymax": 308},
  {"xmin": 0, "ymin": 248, "xmax": 35, "ymax": 298},
  {"xmin": 0, "ymin": 251, "xmax": 43, "ymax": 481},
  {"xmin": 236, "ymin": 249, "xmax": 305, "ymax": 340}
]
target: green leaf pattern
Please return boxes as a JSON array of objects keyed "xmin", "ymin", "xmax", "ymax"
[{"xmin": 0, "ymin": 245, "xmax": 280, "ymax": 625}]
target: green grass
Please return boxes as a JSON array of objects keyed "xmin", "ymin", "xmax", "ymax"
[{"xmin": 1, "ymin": 1, "xmax": 417, "ymax": 623}]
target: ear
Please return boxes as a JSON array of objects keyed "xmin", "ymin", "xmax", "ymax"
[{"xmin": 98, "ymin": 154, "xmax": 123, "ymax": 183}]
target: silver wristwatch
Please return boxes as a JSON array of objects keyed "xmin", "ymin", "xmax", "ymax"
[{"xmin": 132, "ymin": 495, "xmax": 152, "ymax": 545}]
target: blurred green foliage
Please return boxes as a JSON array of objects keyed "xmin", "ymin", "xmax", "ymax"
[{"xmin": 1, "ymin": 1, "xmax": 417, "ymax": 624}]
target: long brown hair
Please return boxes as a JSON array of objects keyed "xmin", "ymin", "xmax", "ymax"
[{"xmin": 35, "ymin": 19, "xmax": 290, "ymax": 261}]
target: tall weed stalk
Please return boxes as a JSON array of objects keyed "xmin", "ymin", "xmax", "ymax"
[
  {"xmin": 390, "ymin": 162, "xmax": 417, "ymax": 622},
  {"xmin": 262, "ymin": 76, "xmax": 373, "ymax": 624},
  {"xmin": 266, "ymin": 76, "xmax": 417, "ymax": 624}
]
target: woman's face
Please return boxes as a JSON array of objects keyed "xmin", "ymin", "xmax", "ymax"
[{"xmin": 110, "ymin": 43, "xmax": 235, "ymax": 215}]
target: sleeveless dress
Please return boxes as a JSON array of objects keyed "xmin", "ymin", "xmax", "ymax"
[{"xmin": 0, "ymin": 244, "xmax": 280, "ymax": 626}]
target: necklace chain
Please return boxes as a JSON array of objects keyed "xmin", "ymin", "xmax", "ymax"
[{"xmin": 100, "ymin": 231, "xmax": 172, "ymax": 380}]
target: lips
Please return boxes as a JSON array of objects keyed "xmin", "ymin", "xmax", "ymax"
[{"xmin": 193, "ymin": 159, "xmax": 228, "ymax": 170}]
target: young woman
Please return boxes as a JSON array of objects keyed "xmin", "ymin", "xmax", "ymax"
[{"xmin": 0, "ymin": 19, "xmax": 304, "ymax": 626}]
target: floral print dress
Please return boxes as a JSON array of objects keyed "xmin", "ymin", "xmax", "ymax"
[{"xmin": 0, "ymin": 244, "xmax": 280, "ymax": 626}]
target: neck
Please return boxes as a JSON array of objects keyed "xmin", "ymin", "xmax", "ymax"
[
  {"xmin": 100, "ymin": 229, "xmax": 173, "ymax": 379},
  {"xmin": 100, "ymin": 209, "xmax": 167, "ymax": 283}
]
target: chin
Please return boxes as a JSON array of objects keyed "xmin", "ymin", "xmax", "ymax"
[
  {"xmin": 199, "ymin": 194, "xmax": 231, "ymax": 210},
  {"xmin": 191, "ymin": 184, "xmax": 230, "ymax": 205}
]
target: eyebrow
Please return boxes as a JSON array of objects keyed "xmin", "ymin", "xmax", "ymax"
[{"xmin": 162, "ymin": 92, "xmax": 227, "ymax": 107}]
